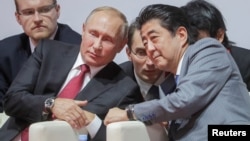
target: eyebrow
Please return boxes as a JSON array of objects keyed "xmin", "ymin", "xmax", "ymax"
[
  {"xmin": 147, "ymin": 29, "xmax": 159, "ymax": 35},
  {"xmin": 142, "ymin": 29, "xmax": 158, "ymax": 41}
]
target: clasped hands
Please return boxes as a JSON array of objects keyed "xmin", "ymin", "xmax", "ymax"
[
  {"xmin": 51, "ymin": 98, "xmax": 95, "ymax": 129},
  {"xmin": 50, "ymin": 99, "xmax": 168, "ymax": 129},
  {"xmin": 50, "ymin": 98, "xmax": 129, "ymax": 129}
]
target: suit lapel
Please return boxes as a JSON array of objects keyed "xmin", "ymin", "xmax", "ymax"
[
  {"xmin": 57, "ymin": 49, "xmax": 79, "ymax": 93},
  {"xmin": 75, "ymin": 62, "xmax": 120, "ymax": 101},
  {"xmin": 14, "ymin": 34, "xmax": 31, "ymax": 76},
  {"xmin": 76, "ymin": 76, "xmax": 113, "ymax": 101},
  {"xmin": 20, "ymin": 33, "xmax": 32, "ymax": 55},
  {"xmin": 46, "ymin": 41, "xmax": 80, "ymax": 94},
  {"xmin": 128, "ymin": 62, "xmax": 136, "ymax": 81}
]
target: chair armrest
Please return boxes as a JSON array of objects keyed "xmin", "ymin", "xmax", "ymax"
[
  {"xmin": 107, "ymin": 121, "xmax": 168, "ymax": 141},
  {"xmin": 29, "ymin": 120, "xmax": 88, "ymax": 141}
]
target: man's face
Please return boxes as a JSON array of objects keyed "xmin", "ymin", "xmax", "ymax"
[
  {"xmin": 80, "ymin": 11, "xmax": 125, "ymax": 67},
  {"xmin": 15, "ymin": 0, "xmax": 60, "ymax": 43},
  {"xmin": 141, "ymin": 19, "xmax": 182, "ymax": 73},
  {"xmin": 127, "ymin": 30, "xmax": 163, "ymax": 84}
]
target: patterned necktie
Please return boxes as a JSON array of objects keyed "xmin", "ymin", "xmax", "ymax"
[
  {"xmin": 145, "ymin": 85, "xmax": 159, "ymax": 101},
  {"xmin": 58, "ymin": 64, "xmax": 89, "ymax": 98},
  {"xmin": 20, "ymin": 65, "xmax": 90, "ymax": 141}
]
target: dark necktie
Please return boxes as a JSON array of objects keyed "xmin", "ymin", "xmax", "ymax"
[
  {"xmin": 169, "ymin": 75, "xmax": 180, "ymax": 141},
  {"xmin": 21, "ymin": 65, "xmax": 89, "ymax": 141},
  {"xmin": 145, "ymin": 85, "xmax": 159, "ymax": 101},
  {"xmin": 159, "ymin": 74, "xmax": 176, "ymax": 96},
  {"xmin": 58, "ymin": 64, "xmax": 89, "ymax": 99}
]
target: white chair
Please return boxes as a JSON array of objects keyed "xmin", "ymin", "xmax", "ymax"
[
  {"xmin": 29, "ymin": 120, "xmax": 168, "ymax": 141},
  {"xmin": 107, "ymin": 121, "xmax": 168, "ymax": 141},
  {"xmin": 29, "ymin": 120, "xmax": 88, "ymax": 141}
]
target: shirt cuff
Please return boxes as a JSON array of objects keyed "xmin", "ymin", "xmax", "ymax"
[{"xmin": 86, "ymin": 114, "xmax": 102, "ymax": 139}]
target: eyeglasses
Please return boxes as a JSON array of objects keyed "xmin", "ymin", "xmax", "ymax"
[
  {"xmin": 17, "ymin": 3, "xmax": 57, "ymax": 16},
  {"xmin": 131, "ymin": 48, "xmax": 148, "ymax": 60}
]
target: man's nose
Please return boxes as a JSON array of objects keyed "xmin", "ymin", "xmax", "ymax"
[{"xmin": 93, "ymin": 38, "xmax": 102, "ymax": 49}]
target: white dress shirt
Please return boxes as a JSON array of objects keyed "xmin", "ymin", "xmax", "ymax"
[{"xmin": 176, "ymin": 52, "xmax": 185, "ymax": 79}]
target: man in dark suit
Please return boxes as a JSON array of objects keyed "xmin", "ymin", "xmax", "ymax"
[
  {"xmin": 181, "ymin": 0, "xmax": 250, "ymax": 91},
  {"xmin": 120, "ymin": 20, "xmax": 176, "ymax": 100},
  {"xmin": 120, "ymin": 19, "xmax": 176, "ymax": 140},
  {"xmin": 0, "ymin": 0, "xmax": 81, "ymax": 112},
  {"xmin": 105, "ymin": 4, "xmax": 250, "ymax": 141},
  {"xmin": 0, "ymin": 6, "xmax": 143, "ymax": 141}
]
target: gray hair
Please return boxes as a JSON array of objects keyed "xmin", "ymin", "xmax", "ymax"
[{"xmin": 85, "ymin": 6, "xmax": 128, "ymax": 40}]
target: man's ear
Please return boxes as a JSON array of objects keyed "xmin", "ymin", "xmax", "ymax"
[
  {"xmin": 81, "ymin": 24, "xmax": 85, "ymax": 35},
  {"xmin": 216, "ymin": 28, "xmax": 225, "ymax": 43},
  {"xmin": 125, "ymin": 47, "xmax": 132, "ymax": 61},
  {"xmin": 117, "ymin": 37, "xmax": 128, "ymax": 53},
  {"xmin": 176, "ymin": 26, "xmax": 188, "ymax": 47},
  {"xmin": 15, "ymin": 12, "xmax": 22, "ymax": 25},
  {"xmin": 55, "ymin": 4, "xmax": 60, "ymax": 19}
]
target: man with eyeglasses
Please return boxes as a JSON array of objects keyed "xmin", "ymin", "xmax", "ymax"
[
  {"xmin": 0, "ymin": 0, "xmax": 81, "ymax": 113},
  {"xmin": 120, "ymin": 20, "xmax": 176, "ymax": 101},
  {"xmin": 105, "ymin": 4, "xmax": 250, "ymax": 141},
  {"xmin": 119, "ymin": 20, "xmax": 176, "ymax": 138}
]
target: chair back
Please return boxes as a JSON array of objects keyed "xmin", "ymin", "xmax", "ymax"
[
  {"xmin": 107, "ymin": 121, "xmax": 168, "ymax": 141},
  {"xmin": 29, "ymin": 120, "xmax": 88, "ymax": 141}
]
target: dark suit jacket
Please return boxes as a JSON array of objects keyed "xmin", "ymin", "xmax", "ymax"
[
  {"xmin": 229, "ymin": 46, "xmax": 250, "ymax": 90},
  {"xmin": 119, "ymin": 61, "xmax": 136, "ymax": 81},
  {"xmin": 0, "ymin": 23, "xmax": 82, "ymax": 112},
  {"xmin": 119, "ymin": 61, "xmax": 176, "ymax": 96},
  {"xmin": 0, "ymin": 40, "xmax": 143, "ymax": 141}
]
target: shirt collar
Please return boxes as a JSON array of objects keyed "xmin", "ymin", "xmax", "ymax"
[
  {"xmin": 73, "ymin": 53, "xmax": 106, "ymax": 78},
  {"xmin": 134, "ymin": 70, "xmax": 165, "ymax": 94},
  {"xmin": 176, "ymin": 51, "xmax": 186, "ymax": 76}
]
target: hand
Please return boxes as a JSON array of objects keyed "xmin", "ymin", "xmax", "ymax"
[
  {"xmin": 161, "ymin": 121, "xmax": 168, "ymax": 127},
  {"xmin": 83, "ymin": 110, "xmax": 95, "ymax": 124},
  {"xmin": 51, "ymin": 98, "xmax": 88, "ymax": 129},
  {"xmin": 104, "ymin": 107, "xmax": 128, "ymax": 125}
]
